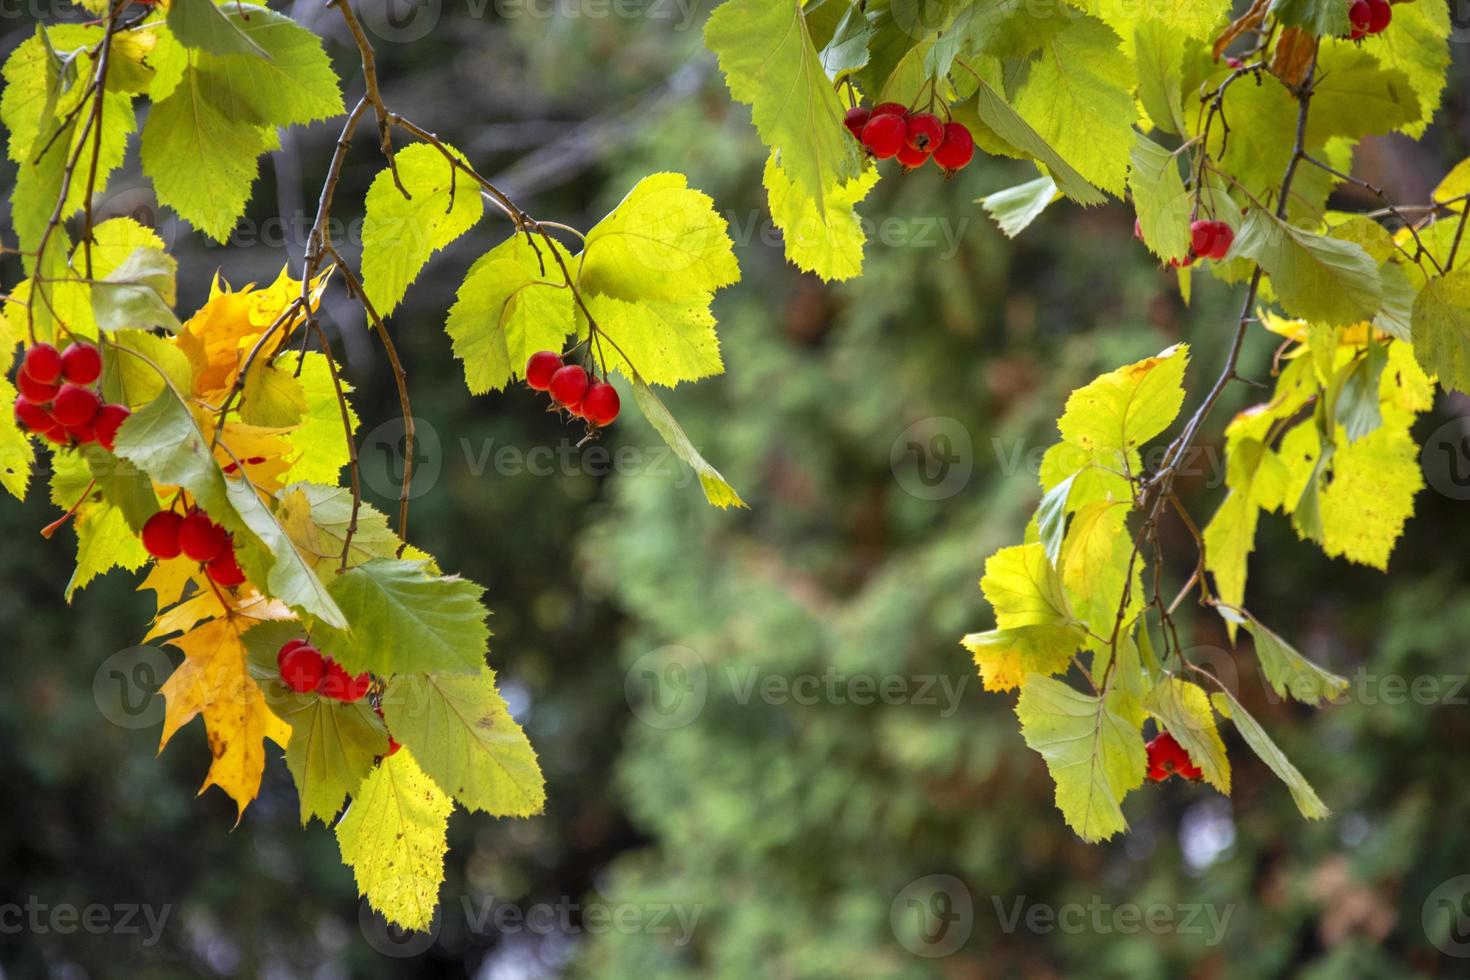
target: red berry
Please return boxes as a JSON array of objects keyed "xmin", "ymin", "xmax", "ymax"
[
  {"xmin": 931, "ymin": 123, "xmax": 975, "ymax": 172},
  {"xmin": 870, "ymin": 102, "xmax": 907, "ymax": 117},
  {"xmin": 51, "ymin": 383, "xmax": 101, "ymax": 428},
  {"xmin": 21, "ymin": 343, "xmax": 62, "ymax": 385},
  {"xmin": 548, "ymin": 364, "xmax": 589, "ymax": 407},
  {"xmin": 860, "ymin": 113, "xmax": 907, "ymax": 160},
  {"xmin": 1348, "ymin": 0, "xmax": 1371, "ymax": 37},
  {"xmin": 207, "ymin": 548, "xmax": 246, "ymax": 587},
  {"xmin": 1207, "ymin": 222, "xmax": 1235, "ymax": 260},
  {"xmin": 142, "ymin": 510, "xmax": 184, "ymax": 559},
  {"xmin": 318, "ymin": 660, "xmax": 369, "ymax": 701},
  {"xmin": 277, "ymin": 638, "xmax": 309, "ymax": 670},
  {"xmin": 843, "ymin": 106, "xmax": 871, "ymax": 139},
  {"xmin": 94, "ymin": 403, "xmax": 130, "ymax": 452},
  {"xmin": 1225, "ymin": 56, "xmax": 1243, "ymax": 69},
  {"xmin": 582, "ymin": 382, "xmax": 620, "ymax": 427},
  {"xmin": 1145, "ymin": 731, "xmax": 1203, "ymax": 782},
  {"xmin": 343, "ymin": 670, "xmax": 371, "ymax": 702},
  {"xmin": 525, "ymin": 351, "xmax": 564, "ymax": 391},
  {"xmin": 1366, "ymin": 0, "xmax": 1390, "ymax": 33},
  {"xmin": 896, "ymin": 142, "xmax": 931, "ymax": 170},
  {"xmin": 68, "ymin": 417, "xmax": 97, "ymax": 445},
  {"xmin": 13, "ymin": 395, "xmax": 49, "ymax": 433},
  {"xmin": 281, "ymin": 645, "xmax": 326, "ymax": 694},
  {"xmin": 40, "ymin": 421, "xmax": 70, "ymax": 445},
  {"xmin": 1189, "ymin": 220, "xmax": 1218, "ymax": 258},
  {"xmin": 178, "ymin": 511, "xmax": 228, "ymax": 563},
  {"xmin": 386, "ymin": 734, "xmax": 401, "ymax": 756},
  {"xmin": 905, "ymin": 112, "xmax": 943, "ymax": 152},
  {"xmin": 59, "ymin": 342, "xmax": 101, "ymax": 385},
  {"xmin": 17, "ymin": 371, "xmax": 59, "ymax": 404}
]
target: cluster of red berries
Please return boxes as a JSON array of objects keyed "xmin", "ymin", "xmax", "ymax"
[
  {"xmin": 141, "ymin": 508, "xmax": 246, "ymax": 586},
  {"xmin": 12, "ymin": 342, "xmax": 130, "ymax": 450},
  {"xmin": 1145, "ymin": 731, "xmax": 1203, "ymax": 783},
  {"xmin": 1135, "ymin": 218, "xmax": 1235, "ymax": 268},
  {"xmin": 1347, "ymin": 0, "xmax": 1392, "ymax": 39},
  {"xmin": 275, "ymin": 638, "xmax": 371, "ymax": 701},
  {"xmin": 524, "ymin": 351, "xmax": 620, "ymax": 427},
  {"xmin": 845, "ymin": 104, "xmax": 975, "ymax": 174}
]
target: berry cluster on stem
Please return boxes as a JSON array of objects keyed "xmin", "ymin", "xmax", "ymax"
[
  {"xmin": 525, "ymin": 350, "xmax": 620, "ymax": 428},
  {"xmin": 12, "ymin": 342, "xmax": 130, "ymax": 450},
  {"xmin": 846, "ymin": 102, "xmax": 975, "ymax": 175},
  {"xmin": 276, "ymin": 638, "xmax": 372, "ymax": 702}
]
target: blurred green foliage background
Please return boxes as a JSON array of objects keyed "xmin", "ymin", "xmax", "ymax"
[{"xmin": 3, "ymin": 2, "xmax": 1470, "ymax": 977}]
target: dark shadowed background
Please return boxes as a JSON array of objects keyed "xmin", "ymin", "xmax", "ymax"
[{"xmin": 3, "ymin": 1, "xmax": 1470, "ymax": 977}]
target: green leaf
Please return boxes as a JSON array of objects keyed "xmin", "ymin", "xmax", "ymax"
[
  {"xmin": 1358, "ymin": 0, "xmax": 1450, "ymax": 138},
  {"xmin": 1134, "ymin": 19, "xmax": 1187, "ymax": 136},
  {"xmin": 0, "ymin": 375, "xmax": 34, "ymax": 501},
  {"xmin": 102, "ymin": 328, "xmax": 194, "ymax": 410},
  {"xmin": 1333, "ymin": 338, "xmax": 1387, "ymax": 442},
  {"xmin": 630, "ymin": 376, "xmax": 747, "ymax": 509},
  {"xmin": 90, "ymin": 247, "xmax": 180, "ymax": 333},
  {"xmin": 277, "ymin": 483, "xmax": 404, "ymax": 569},
  {"xmin": 384, "ymin": 668, "xmax": 545, "ymax": 816},
  {"xmin": 81, "ymin": 445, "xmax": 160, "ymax": 532},
  {"xmin": 444, "ymin": 235, "xmax": 575, "ymax": 394},
  {"xmin": 979, "ymin": 176, "xmax": 1058, "ymax": 238},
  {"xmin": 1015, "ymin": 674, "xmax": 1145, "ymax": 842},
  {"xmin": 1057, "ymin": 342, "xmax": 1190, "ymax": 458},
  {"xmin": 312, "ymin": 559, "xmax": 490, "ymax": 676},
  {"xmin": 280, "ymin": 353, "xmax": 359, "ymax": 486},
  {"xmin": 1212, "ymin": 690, "xmax": 1330, "ymax": 820},
  {"xmin": 50, "ymin": 451, "xmax": 149, "ymax": 599},
  {"xmin": 581, "ymin": 294, "xmax": 723, "ymax": 389},
  {"xmin": 963, "ymin": 543, "xmax": 1085, "ymax": 691},
  {"xmin": 1269, "ymin": 0, "xmax": 1348, "ymax": 38},
  {"xmin": 959, "ymin": 68, "xmax": 1104, "ymax": 205},
  {"xmin": 1144, "ymin": 676, "xmax": 1231, "ymax": 792},
  {"xmin": 1128, "ymin": 133, "xmax": 1191, "ymax": 263},
  {"xmin": 704, "ymin": 0, "xmax": 861, "ymax": 211},
  {"xmin": 1222, "ymin": 606, "xmax": 1350, "ymax": 706},
  {"xmin": 1411, "ymin": 267, "xmax": 1470, "ymax": 396},
  {"xmin": 1012, "ymin": 17, "xmax": 1134, "ymax": 198},
  {"xmin": 1035, "ymin": 473, "xmax": 1077, "ymax": 566},
  {"xmin": 205, "ymin": 5, "xmax": 343, "ymax": 127},
  {"xmin": 762, "ymin": 153, "xmax": 879, "ymax": 282},
  {"xmin": 336, "ymin": 750, "xmax": 453, "ymax": 933},
  {"xmin": 140, "ymin": 65, "xmax": 270, "ymax": 241},
  {"xmin": 222, "ymin": 474, "xmax": 346, "ymax": 628},
  {"xmin": 113, "ymin": 387, "xmax": 234, "ymax": 517},
  {"xmin": 239, "ymin": 360, "xmax": 307, "ymax": 428},
  {"xmin": 361, "ymin": 143, "xmax": 484, "ymax": 318},
  {"xmin": 1234, "ymin": 209, "xmax": 1382, "ymax": 327},
  {"xmin": 167, "ymin": 0, "xmax": 270, "ymax": 59},
  {"xmin": 284, "ymin": 695, "xmax": 389, "ymax": 826}
]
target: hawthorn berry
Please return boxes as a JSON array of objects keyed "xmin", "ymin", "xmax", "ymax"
[
  {"xmin": 13, "ymin": 395, "xmax": 49, "ymax": 433},
  {"xmin": 60, "ymin": 342, "xmax": 101, "ymax": 385},
  {"xmin": 1145, "ymin": 731, "xmax": 1203, "ymax": 782},
  {"xmin": 1366, "ymin": 0, "xmax": 1391, "ymax": 33},
  {"xmin": 896, "ymin": 142, "xmax": 931, "ymax": 171},
  {"xmin": 277, "ymin": 637, "xmax": 309, "ymax": 669},
  {"xmin": 860, "ymin": 113, "xmax": 907, "ymax": 160},
  {"xmin": 843, "ymin": 106, "xmax": 870, "ymax": 139},
  {"xmin": 1189, "ymin": 220, "xmax": 1219, "ymax": 258},
  {"xmin": 548, "ymin": 364, "xmax": 590, "ymax": 407},
  {"xmin": 281, "ymin": 644, "xmax": 326, "ymax": 694},
  {"xmin": 904, "ymin": 112, "xmax": 944, "ymax": 153},
  {"xmin": 582, "ymin": 382, "xmax": 621, "ymax": 427},
  {"xmin": 870, "ymin": 102, "xmax": 907, "ymax": 117},
  {"xmin": 68, "ymin": 417, "xmax": 97, "ymax": 445},
  {"xmin": 1348, "ymin": 0, "xmax": 1371, "ymax": 38},
  {"xmin": 386, "ymin": 734, "xmax": 401, "ymax": 757},
  {"xmin": 178, "ymin": 511, "xmax": 228, "ymax": 563},
  {"xmin": 142, "ymin": 510, "xmax": 185, "ymax": 559},
  {"xmin": 525, "ymin": 351, "xmax": 564, "ymax": 391},
  {"xmin": 94, "ymin": 403, "xmax": 130, "ymax": 452},
  {"xmin": 1207, "ymin": 222, "xmax": 1234, "ymax": 260},
  {"xmin": 207, "ymin": 548, "xmax": 246, "ymax": 587},
  {"xmin": 21, "ymin": 343, "xmax": 62, "ymax": 385},
  {"xmin": 17, "ymin": 371, "xmax": 59, "ymax": 405},
  {"xmin": 318, "ymin": 660, "xmax": 370, "ymax": 701},
  {"xmin": 51, "ymin": 384, "xmax": 101, "ymax": 428},
  {"xmin": 931, "ymin": 123, "xmax": 974, "ymax": 173}
]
